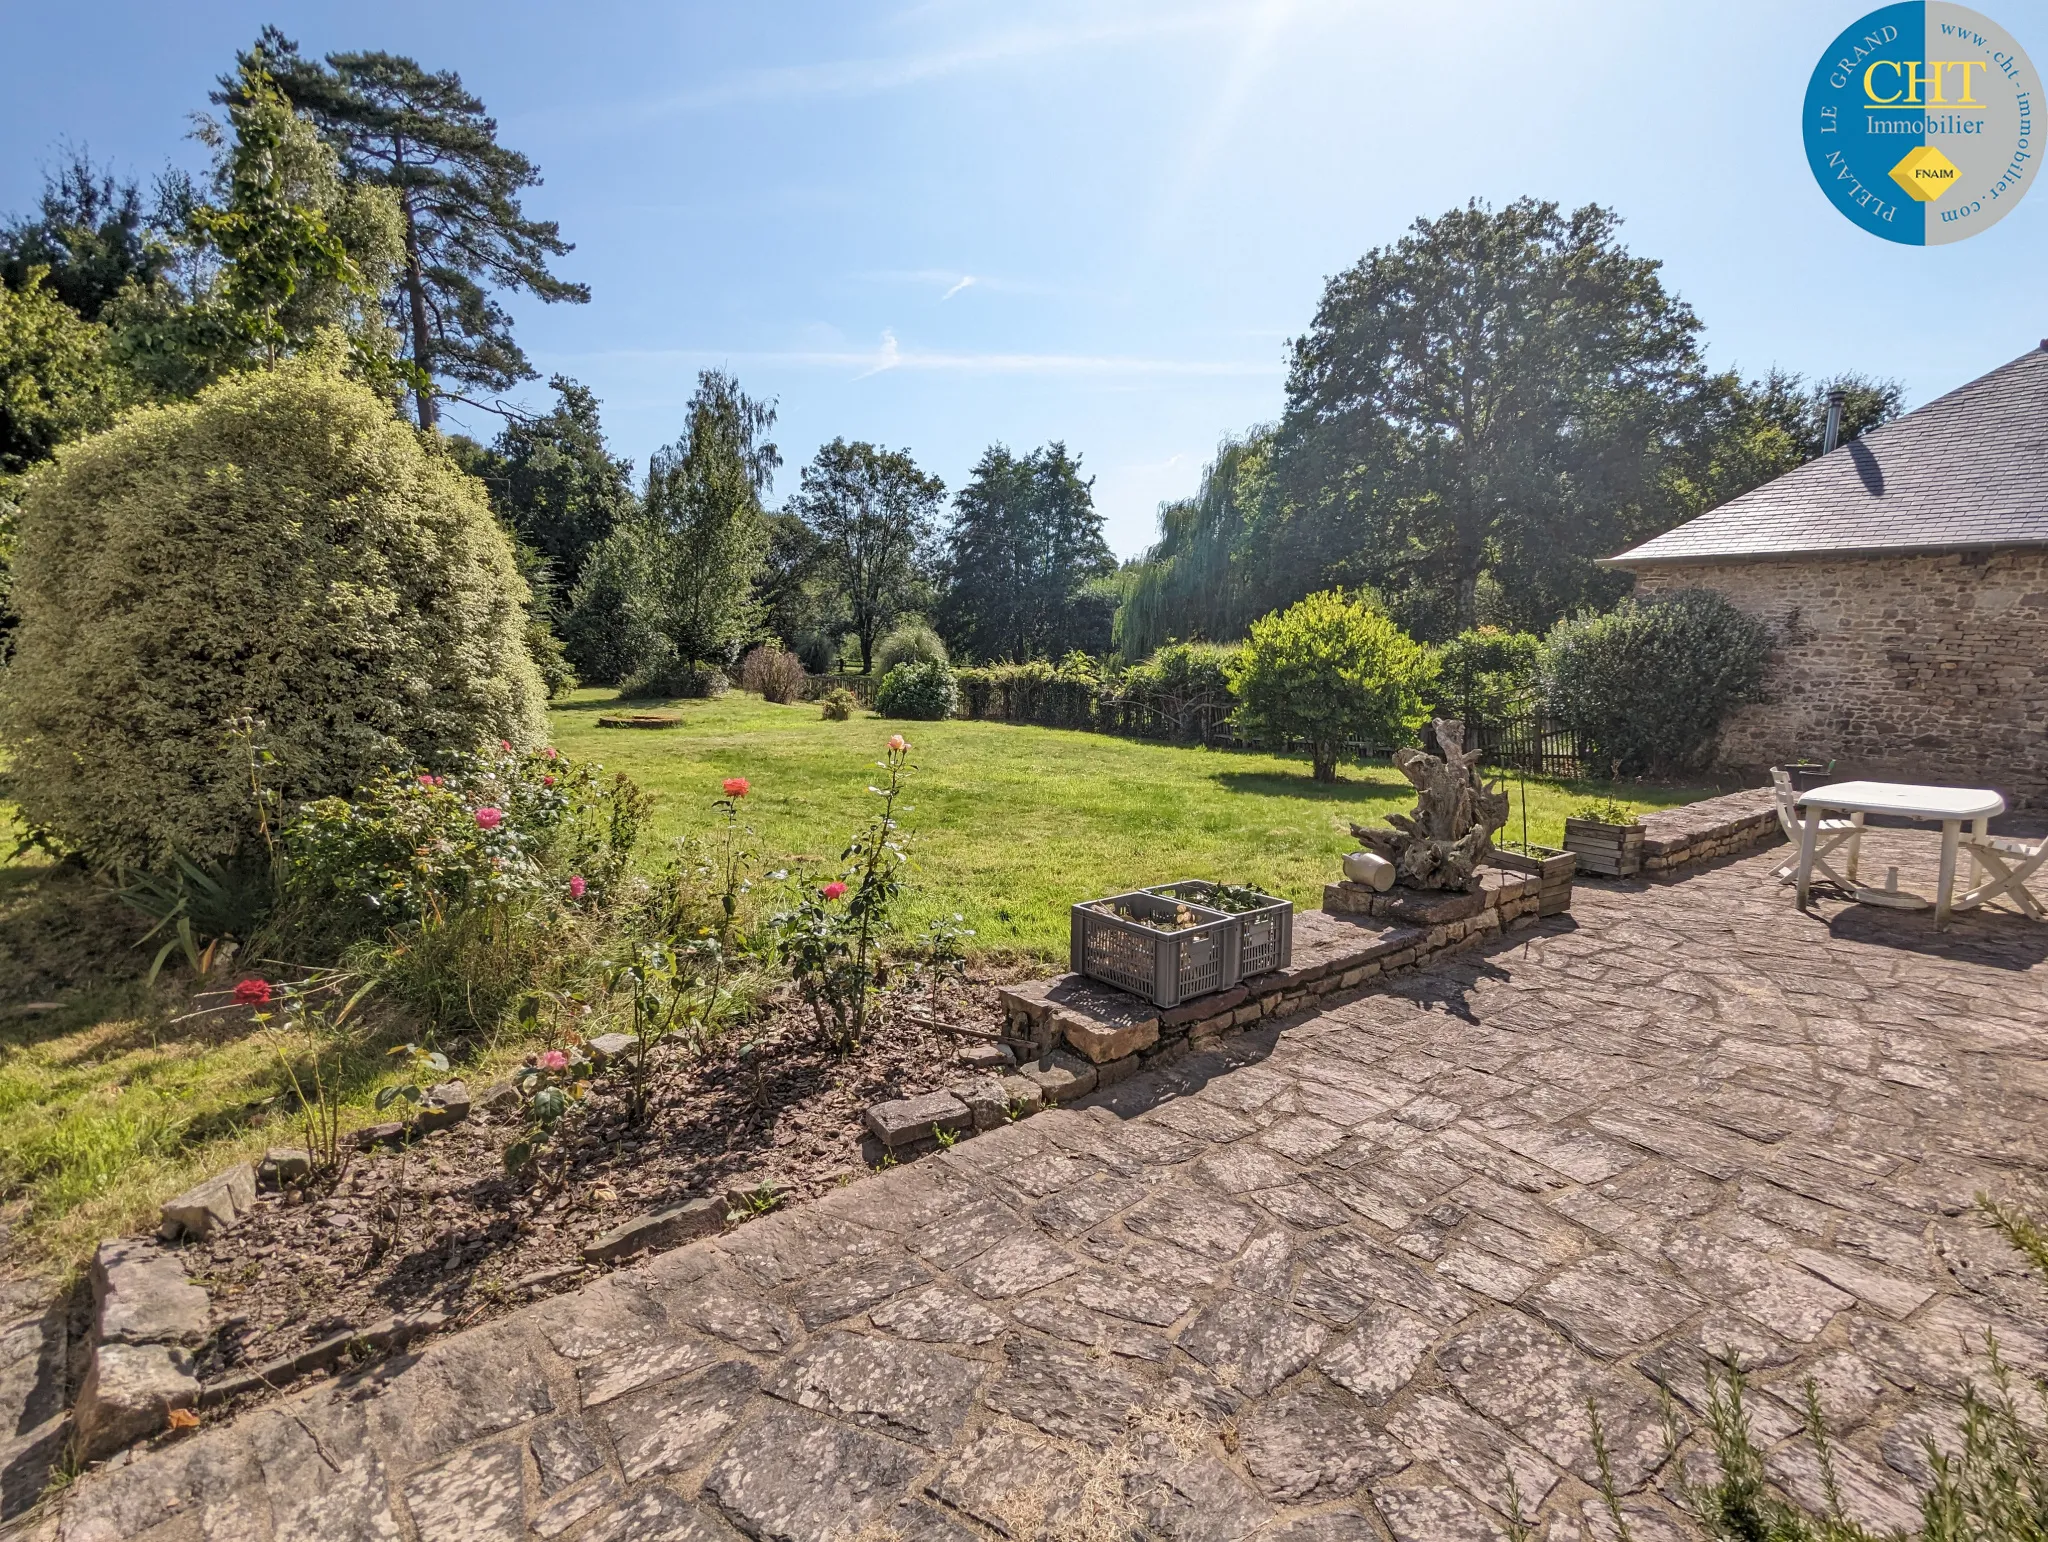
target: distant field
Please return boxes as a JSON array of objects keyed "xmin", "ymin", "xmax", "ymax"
[{"xmin": 549, "ymin": 689, "xmax": 1720, "ymax": 958}]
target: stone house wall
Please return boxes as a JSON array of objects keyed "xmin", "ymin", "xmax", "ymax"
[{"xmin": 1634, "ymin": 548, "xmax": 2048, "ymax": 807}]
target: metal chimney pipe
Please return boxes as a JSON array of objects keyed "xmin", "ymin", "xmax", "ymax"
[{"xmin": 1823, "ymin": 388, "xmax": 1846, "ymax": 454}]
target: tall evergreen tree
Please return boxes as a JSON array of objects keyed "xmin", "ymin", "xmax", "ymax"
[
  {"xmin": 567, "ymin": 371, "xmax": 777, "ymax": 687},
  {"xmin": 229, "ymin": 28, "xmax": 588, "ymax": 428},
  {"xmin": 790, "ymin": 440, "xmax": 943, "ymax": 674},
  {"xmin": 940, "ymin": 442, "xmax": 1116, "ymax": 662},
  {"xmin": 0, "ymin": 151, "xmax": 170, "ymax": 322},
  {"xmin": 472, "ymin": 376, "xmax": 635, "ymax": 588}
]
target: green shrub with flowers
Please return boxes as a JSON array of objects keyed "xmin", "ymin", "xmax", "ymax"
[{"xmin": 280, "ymin": 741, "xmax": 642, "ymax": 944}]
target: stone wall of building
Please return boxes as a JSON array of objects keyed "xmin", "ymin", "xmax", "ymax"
[{"xmin": 1635, "ymin": 548, "xmax": 2048, "ymax": 807}]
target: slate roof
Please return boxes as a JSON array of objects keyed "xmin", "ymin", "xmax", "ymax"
[{"xmin": 1606, "ymin": 343, "xmax": 2048, "ymax": 566}]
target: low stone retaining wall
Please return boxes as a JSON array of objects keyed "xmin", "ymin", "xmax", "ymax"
[
  {"xmin": 1636, "ymin": 787, "xmax": 1781, "ymax": 874},
  {"xmin": 865, "ymin": 871, "xmax": 1551, "ymax": 1159}
]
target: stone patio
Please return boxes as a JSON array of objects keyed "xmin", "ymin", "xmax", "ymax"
[{"xmin": 40, "ymin": 831, "xmax": 2048, "ymax": 1542}]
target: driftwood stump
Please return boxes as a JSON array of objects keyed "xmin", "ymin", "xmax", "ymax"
[{"xmin": 1349, "ymin": 720, "xmax": 1509, "ymax": 891}]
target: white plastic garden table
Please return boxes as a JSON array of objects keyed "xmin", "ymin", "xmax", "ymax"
[{"xmin": 1795, "ymin": 780, "xmax": 2005, "ymax": 928}]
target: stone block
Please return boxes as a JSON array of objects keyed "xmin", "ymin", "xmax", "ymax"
[
  {"xmin": 1161, "ymin": 985, "xmax": 1246, "ymax": 1030},
  {"xmin": 478, "ymin": 1079, "xmax": 522, "ymax": 1114},
  {"xmin": 74, "ymin": 1342, "xmax": 197, "ymax": 1460},
  {"xmin": 955, "ymin": 1042, "xmax": 1014, "ymax": 1072},
  {"xmin": 256, "ymin": 1147, "xmax": 312, "ymax": 1186},
  {"xmin": 997, "ymin": 1075, "xmax": 1044, "ymax": 1117},
  {"xmin": 355, "ymin": 1121, "xmax": 406, "ymax": 1149},
  {"xmin": 952, "ymin": 1076, "xmax": 1012, "ymax": 1132},
  {"xmin": 413, "ymin": 1080, "xmax": 471, "ymax": 1134},
  {"xmin": 92, "ymin": 1240, "xmax": 209, "ymax": 1347},
  {"xmin": 864, "ymin": 1092, "xmax": 972, "ymax": 1148},
  {"xmin": 586, "ymin": 1032, "xmax": 637, "ymax": 1067},
  {"xmin": 1017, "ymin": 1051, "xmax": 1098, "ymax": 1105},
  {"xmin": 158, "ymin": 1162, "xmax": 257, "ymax": 1241},
  {"xmin": 1062, "ymin": 1013, "xmax": 1158, "ymax": 1064},
  {"xmin": 582, "ymin": 1198, "xmax": 724, "ymax": 1263},
  {"xmin": 1094, "ymin": 1054, "xmax": 1141, "ymax": 1090}
]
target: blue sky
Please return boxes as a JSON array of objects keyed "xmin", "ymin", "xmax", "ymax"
[{"xmin": 4, "ymin": 0, "xmax": 2043, "ymax": 557}]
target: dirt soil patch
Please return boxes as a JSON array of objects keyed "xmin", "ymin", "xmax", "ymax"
[{"xmin": 185, "ymin": 966, "xmax": 1032, "ymax": 1400}]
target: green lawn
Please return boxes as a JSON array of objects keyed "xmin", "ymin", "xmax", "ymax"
[
  {"xmin": 551, "ymin": 688, "xmax": 1718, "ymax": 957},
  {"xmin": 0, "ymin": 692, "xmax": 1718, "ymax": 1270}
]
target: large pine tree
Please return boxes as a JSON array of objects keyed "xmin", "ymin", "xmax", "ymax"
[
  {"xmin": 228, "ymin": 28, "xmax": 588, "ymax": 428},
  {"xmin": 940, "ymin": 442, "xmax": 1115, "ymax": 663}
]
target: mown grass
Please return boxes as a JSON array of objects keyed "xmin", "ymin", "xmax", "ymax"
[
  {"xmin": 551, "ymin": 687, "xmax": 1717, "ymax": 952},
  {"xmin": 0, "ymin": 693, "xmax": 1718, "ymax": 1271}
]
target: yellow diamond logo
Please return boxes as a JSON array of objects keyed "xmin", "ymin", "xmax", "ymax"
[{"xmin": 1890, "ymin": 144, "xmax": 1961, "ymax": 202}]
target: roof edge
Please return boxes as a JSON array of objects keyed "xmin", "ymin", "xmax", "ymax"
[{"xmin": 1603, "ymin": 536, "xmax": 2048, "ymax": 569}]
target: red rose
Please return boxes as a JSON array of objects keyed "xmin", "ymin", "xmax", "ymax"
[
  {"xmin": 475, "ymin": 807, "xmax": 504, "ymax": 830},
  {"xmin": 822, "ymin": 881, "xmax": 848, "ymax": 900},
  {"xmin": 723, "ymin": 777, "xmax": 750, "ymax": 798},
  {"xmin": 232, "ymin": 978, "xmax": 272, "ymax": 1007}
]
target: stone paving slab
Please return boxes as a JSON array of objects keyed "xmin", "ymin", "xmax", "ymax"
[{"xmin": 39, "ymin": 830, "xmax": 2048, "ymax": 1541}]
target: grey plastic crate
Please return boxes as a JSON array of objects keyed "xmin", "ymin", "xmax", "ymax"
[
  {"xmin": 1144, "ymin": 880, "xmax": 1294, "ymax": 978},
  {"xmin": 1070, "ymin": 891, "xmax": 1238, "ymax": 1008}
]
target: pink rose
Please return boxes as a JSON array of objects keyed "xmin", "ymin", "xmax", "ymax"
[
  {"xmin": 822, "ymin": 881, "xmax": 848, "ymax": 901},
  {"xmin": 544, "ymin": 746, "xmax": 559, "ymax": 759},
  {"xmin": 499, "ymin": 739, "xmax": 512, "ymax": 753},
  {"xmin": 538, "ymin": 1049, "xmax": 569, "ymax": 1071},
  {"xmin": 543, "ymin": 775, "xmax": 557, "ymax": 787},
  {"xmin": 474, "ymin": 807, "xmax": 504, "ymax": 830},
  {"xmin": 887, "ymin": 735, "xmax": 907, "ymax": 752},
  {"xmin": 417, "ymin": 774, "xmax": 439, "ymax": 788},
  {"xmin": 568, "ymin": 875, "xmax": 587, "ymax": 899}
]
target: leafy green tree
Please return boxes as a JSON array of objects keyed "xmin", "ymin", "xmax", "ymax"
[
  {"xmin": 569, "ymin": 371, "xmax": 777, "ymax": 688},
  {"xmin": 1281, "ymin": 199, "xmax": 1711, "ymax": 638},
  {"xmin": 237, "ymin": 28, "xmax": 589, "ymax": 427},
  {"xmin": 1662, "ymin": 368, "xmax": 1903, "ymax": 519},
  {"xmin": 0, "ymin": 271, "xmax": 116, "ymax": 475},
  {"xmin": 0, "ymin": 151, "xmax": 171, "ymax": 321},
  {"xmin": 940, "ymin": 441, "xmax": 1116, "ymax": 662},
  {"xmin": 104, "ymin": 65, "xmax": 403, "ymax": 401},
  {"xmin": 1230, "ymin": 590, "xmax": 1433, "ymax": 782},
  {"xmin": 791, "ymin": 439, "xmax": 943, "ymax": 674},
  {"xmin": 1114, "ymin": 431, "xmax": 1276, "ymax": 659},
  {"xmin": 469, "ymin": 376, "xmax": 635, "ymax": 588},
  {"xmin": 753, "ymin": 510, "xmax": 834, "ymax": 657},
  {"xmin": 1431, "ymin": 626, "xmax": 1543, "ymax": 726}
]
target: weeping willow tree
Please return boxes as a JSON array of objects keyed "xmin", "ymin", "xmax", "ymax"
[{"xmin": 1113, "ymin": 430, "xmax": 1275, "ymax": 660}]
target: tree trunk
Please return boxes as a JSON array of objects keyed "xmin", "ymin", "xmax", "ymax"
[
  {"xmin": 1313, "ymin": 743, "xmax": 1337, "ymax": 783},
  {"xmin": 398, "ymin": 175, "xmax": 435, "ymax": 430}
]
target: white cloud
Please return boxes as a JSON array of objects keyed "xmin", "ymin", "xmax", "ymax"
[
  {"xmin": 940, "ymin": 275, "xmax": 976, "ymax": 301},
  {"xmin": 567, "ymin": 334, "xmax": 1282, "ymax": 380}
]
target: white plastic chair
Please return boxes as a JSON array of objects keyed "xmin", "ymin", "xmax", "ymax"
[
  {"xmin": 1956, "ymin": 832, "xmax": 2046, "ymax": 920},
  {"xmin": 1772, "ymin": 768, "xmax": 1861, "ymax": 888}
]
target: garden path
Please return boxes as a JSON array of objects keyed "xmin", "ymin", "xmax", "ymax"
[{"xmin": 45, "ymin": 834, "xmax": 2048, "ymax": 1542}]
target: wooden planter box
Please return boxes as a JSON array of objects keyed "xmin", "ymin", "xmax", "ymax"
[
  {"xmin": 1563, "ymin": 819, "xmax": 1643, "ymax": 877},
  {"xmin": 1492, "ymin": 845, "xmax": 1577, "ymax": 915}
]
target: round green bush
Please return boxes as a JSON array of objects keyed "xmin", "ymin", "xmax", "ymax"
[
  {"xmin": 0, "ymin": 355, "xmax": 548, "ymax": 870},
  {"xmin": 1543, "ymin": 588, "xmax": 1771, "ymax": 774},
  {"xmin": 873, "ymin": 618, "xmax": 948, "ymax": 677},
  {"xmin": 874, "ymin": 660, "xmax": 958, "ymax": 721},
  {"xmin": 1229, "ymin": 590, "xmax": 1432, "ymax": 782}
]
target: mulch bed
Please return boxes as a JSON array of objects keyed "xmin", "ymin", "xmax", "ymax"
[{"xmin": 186, "ymin": 965, "xmax": 1032, "ymax": 1395}]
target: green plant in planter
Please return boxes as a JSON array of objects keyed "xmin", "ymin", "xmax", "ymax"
[{"xmin": 1568, "ymin": 798, "xmax": 1638, "ymax": 826}]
